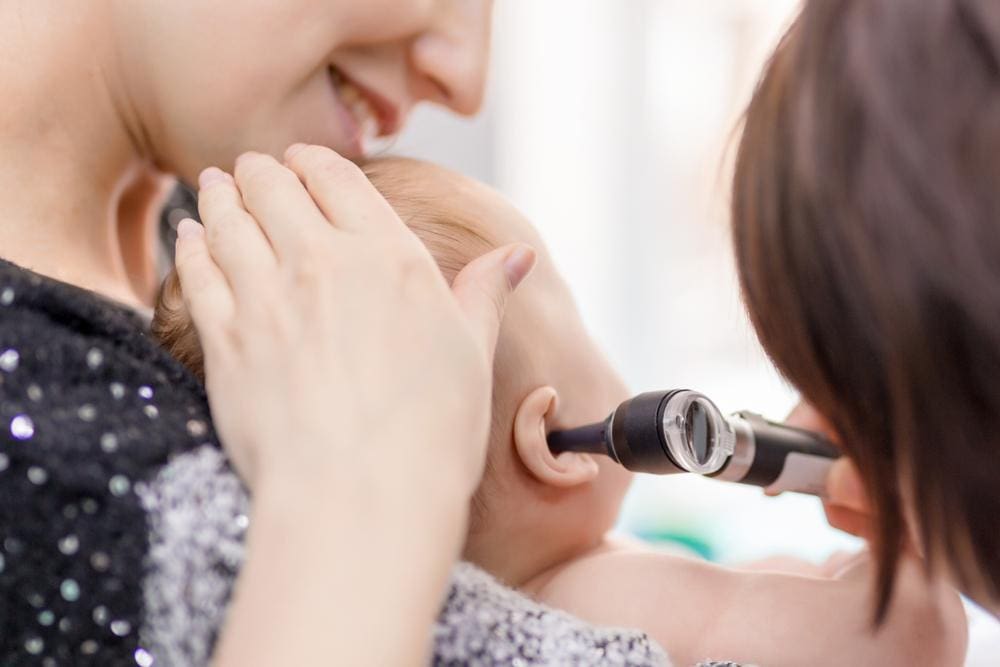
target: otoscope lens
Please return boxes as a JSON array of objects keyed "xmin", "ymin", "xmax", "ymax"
[
  {"xmin": 686, "ymin": 401, "xmax": 713, "ymax": 465},
  {"xmin": 660, "ymin": 390, "xmax": 734, "ymax": 474}
]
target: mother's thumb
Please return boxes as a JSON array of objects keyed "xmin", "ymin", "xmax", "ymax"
[{"xmin": 452, "ymin": 244, "xmax": 537, "ymax": 360}]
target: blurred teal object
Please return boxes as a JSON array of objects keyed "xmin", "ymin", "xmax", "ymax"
[{"xmin": 632, "ymin": 528, "xmax": 715, "ymax": 561}]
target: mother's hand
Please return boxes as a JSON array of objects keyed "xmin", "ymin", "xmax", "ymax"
[
  {"xmin": 175, "ymin": 145, "xmax": 534, "ymax": 500},
  {"xmin": 175, "ymin": 145, "xmax": 536, "ymax": 666}
]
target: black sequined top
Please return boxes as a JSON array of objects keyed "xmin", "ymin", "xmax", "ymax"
[{"xmin": 0, "ymin": 257, "xmax": 745, "ymax": 667}]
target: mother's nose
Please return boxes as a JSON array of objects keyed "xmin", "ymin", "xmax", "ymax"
[{"xmin": 411, "ymin": 0, "xmax": 493, "ymax": 115}]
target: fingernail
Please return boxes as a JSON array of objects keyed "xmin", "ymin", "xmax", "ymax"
[
  {"xmin": 198, "ymin": 167, "xmax": 230, "ymax": 189},
  {"xmin": 285, "ymin": 143, "xmax": 308, "ymax": 160},
  {"xmin": 503, "ymin": 245, "xmax": 537, "ymax": 289},
  {"xmin": 176, "ymin": 218, "xmax": 204, "ymax": 240}
]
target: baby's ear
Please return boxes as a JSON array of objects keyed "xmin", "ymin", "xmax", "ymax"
[{"xmin": 514, "ymin": 386, "xmax": 599, "ymax": 487}]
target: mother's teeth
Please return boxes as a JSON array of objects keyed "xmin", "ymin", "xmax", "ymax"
[{"xmin": 335, "ymin": 78, "xmax": 377, "ymax": 135}]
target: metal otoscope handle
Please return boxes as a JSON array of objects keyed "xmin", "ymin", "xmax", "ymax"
[{"xmin": 547, "ymin": 389, "xmax": 840, "ymax": 497}]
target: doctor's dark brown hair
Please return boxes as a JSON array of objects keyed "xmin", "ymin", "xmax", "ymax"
[{"xmin": 732, "ymin": 0, "xmax": 1000, "ymax": 621}]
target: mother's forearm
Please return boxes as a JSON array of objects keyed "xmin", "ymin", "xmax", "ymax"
[{"xmin": 212, "ymin": 474, "xmax": 470, "ymax": 666}]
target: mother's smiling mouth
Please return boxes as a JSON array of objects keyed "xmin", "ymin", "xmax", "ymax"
[{"xmin": 328, "ymin": 66, "xmax": 402, "ymax": 143}]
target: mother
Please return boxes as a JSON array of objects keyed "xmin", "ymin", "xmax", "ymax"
[{"xmin": 0, "ymin": 2, "xmax": 676, "ymax": 665}]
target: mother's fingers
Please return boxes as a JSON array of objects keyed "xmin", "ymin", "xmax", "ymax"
[
  {"xmin": 283, "ymin": 144, "xmax": 404, "ymax": 235},
  {"xmin": 197, "ymin": 168, "xmax": 278, "ymax": 298},
  {"xmin": 232, "ymin": 152, "xmax": 333, "ymax": 259},
  {"xmin": 174, "ymin": 219, "xmax": 235, "ymax": 347}
]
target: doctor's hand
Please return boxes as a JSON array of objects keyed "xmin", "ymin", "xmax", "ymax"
[{"xmin": 785, "ymin": 402, "xmax": 874, "ymax": 541}]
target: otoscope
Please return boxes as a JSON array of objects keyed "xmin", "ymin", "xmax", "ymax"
[{"xmin": 548, "ymin": 389, "xmax": 840, "ymax": 496}]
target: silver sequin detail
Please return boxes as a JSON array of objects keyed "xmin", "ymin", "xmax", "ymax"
[
  {"xmin": 109, "ymin": 474, "xmax": 131, "ymax": 497},
  {"xmin": 90, "ymin": 551, "xmax": 111, "ymax": 572},
  {"xmin": 0, "ymin": 348, "xmax": 19, "ymax": 372},
  {"xmin": 110, "ymin": 382, "xmax": 126, "ymax": 400},
  {"xmin": 27, "ymin": 466, "xmax": 48, "ymax": 485},
  {"xmin": 10, "ymin": 414, "xmax": 34, "ymax": 440},
  {"xmin": 144, "ymin": 405, "xmax": 159, "ymax": 419},
  {"xmin": 138, "ymin": 386, "xmax": 154, "ymax": 400},
  {"xmin": 111, "ymin": 619, "xmax": 133, "ymax": 637},
  {"xmin": 186, "ymin": 419, "xmax": 207, "ymax": 438},
  {"xmin": 57, "ymin": 534, "xmax": 79, "ymax": 555},
  {"xmin": 0, "ymin": 452, "xmax": 9, "ymax": 472},
  {"xmin": 26, "ymin": 384, "xmax": 43, "ymax": 402},
  {"xmin": 81, "ymin": 498, "xmax": 99, "ymax": 514},
  {"xmin": 0, "ymin": 287, "xmax": 14, "ymax": 306},
  {"xmin": 60, "ymin": 578, "xmax": 80, "ymax": 602},
  {"xmin": 37, "ymin": 610, "xmax": 55, "ymax": 626},
  {"xmin": 92, "ymin": 605, "xmax": 109, "ymax": 625},
  {"xmin": 100, "ymin": 432, "xmax": 119, "ymax": 453},
  {"xmin": 86, "ymin": 348, "xmax": 104, "ymax": 369},
  {"xmin": 135, "ymin": 648, "xmax": 155, "ymax": 666},
  {"xmin": 80, "ymin": 640, "xmax": 99, "ymax": 655},
  {"xmin": 77, "ymin": 404, "xmax": 98, "ymax": 422},
  {"xmin": 24, "ymin": 637, "xmax": 44, "ymax": 655},
  {"xmin": 136, "ymin": 445, "xmax": 249, "ymax": 666},
  {"xmin": 0, "ymin": 552, "xmax": 5, "ymax": 573}
]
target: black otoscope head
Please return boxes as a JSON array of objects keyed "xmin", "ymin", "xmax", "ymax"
[
  {"xmin": 547, "ymin": 389, "xmax": 841, "ymax": 496},
  {"xmin": 548, "ymin": 390, "xmax": 729, "ymax": 475}
]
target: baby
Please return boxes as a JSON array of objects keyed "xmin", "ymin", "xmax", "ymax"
[{"xmin": 153, "ymin": 158, "xmax": 965, "ymax": 667}]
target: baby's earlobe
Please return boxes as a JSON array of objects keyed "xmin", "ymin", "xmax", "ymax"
[{"xmin": 513, "ymin": 386, "xmax": 600, "ymax": 488}]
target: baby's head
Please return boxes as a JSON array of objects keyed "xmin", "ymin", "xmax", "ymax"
[{"xmin": 154, "ymin": 157, "xmax": 633, "ymax": 584}]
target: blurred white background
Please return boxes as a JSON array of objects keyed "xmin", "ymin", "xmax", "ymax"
[{"xmin": 392, "ymin": 1, "xmax": 997, "ymax": 660}]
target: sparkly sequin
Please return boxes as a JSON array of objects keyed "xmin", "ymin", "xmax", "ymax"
[
  {"xmin": 144, "ymin": 405, "xmax": 159, "ymax": 419},
  {"xmin": 186, "ymin": 419, "xmax": 207, "ymax": 438},
  {"xmin": 109, "ymin": 474, "xmax": 131, "ymax": 497},
  {"xmin": 60, "ymin": 578, "xmax": 81, "ymax": 602},
  {"xmin": 93, "ymin": 605, "xmax": 109, "ymax": 625},
  {"xmin": 0, "ymin": 348, "xmax": 19, "ymax": 372},
  {"xmin": 0, "ymin": 286, "xmax": 15, "ymax": 305},
  {"xmin": 0, "ymin": 452, "xmax": 9, "ymax": 471},
  {"xmin": 100, "ymin": 432, "xmax": 119, "ymax": 453},
  {"xmin": 111, "ymin": 619, "xmax": 133, "ymax": 637},
  {"xmin": 110, "ymin": 382, "xmax": 127, "ymax": 400},
  {"xmin": 57, "ymin": 534, "xmax": 79, "ymax": 555},
  {"xmin": 10, "ymin": 413, "xmax": 34, "ymax": 440},
  {"xmin": 86, "ymin": 348, "xmax": 104, "ymax": 369},
  {"xmin": 24, "ymin": 637, "xmax": 44, "ymax": 655},
  {"xmin": 37, "ymin": 610, "xmax": 55, "ymax": 626},
  {"xmin": 27, "ymin": 466, "xmax": 48, "ymax": 485},
  {"xmin": 90, "ymin": 551, "xmax": 111, "ymax": 572},
  {"xmin": 77, "ymin": 404, "xmax": 98, "ymax": 421},
  {"xmin": 135, "ymin": 647, "xmax": 155, "ymax": 666},
  {"xmin": 26, "ymin": 383, "xmax": 43, "ymax": 401},
  {"xmin": 138, "ymin": 386, "xmax": 154, "ymax": 400}
]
